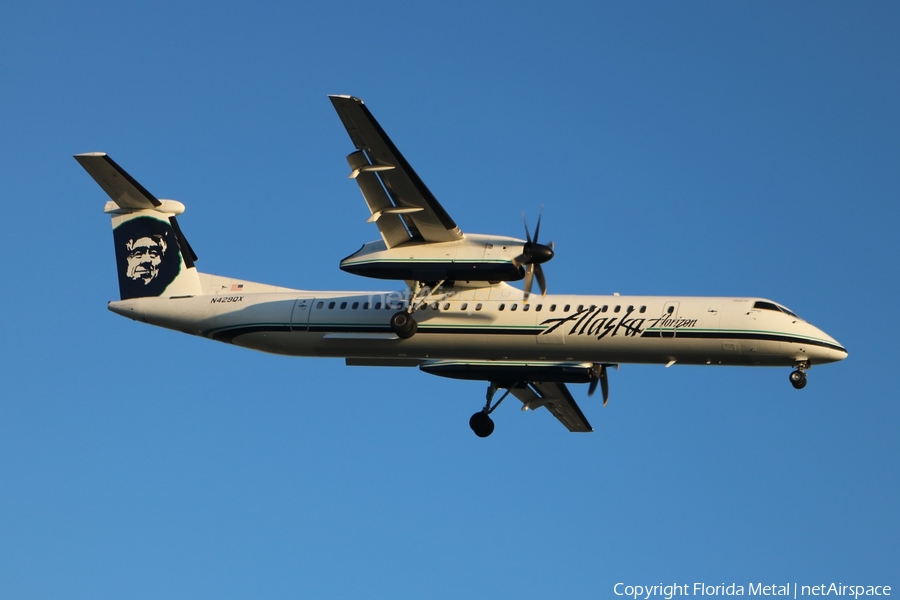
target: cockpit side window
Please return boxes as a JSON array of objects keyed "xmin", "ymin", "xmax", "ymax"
[
  {"xmin": 779, "ymin": 305, "xmax": 800, "ymax": 318},
  {"xmin": 753, "ymin": 301, "xmax": 780, "ymax": 312},
  {"xmin": 753, "ymin": 300, "xmax": 801, "ymax": 319}
]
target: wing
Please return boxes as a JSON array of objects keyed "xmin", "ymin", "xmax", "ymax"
[
  {"xmin": 329, "ymin": 95, "xmax": 464, "ymax": 246},
  {"xmin": 419, "ymin": 360, "xmax": 594, "ymax": 433},
  {"xmin": 507, "ymin": 382, "xmax": 593, "ymax": 433}
]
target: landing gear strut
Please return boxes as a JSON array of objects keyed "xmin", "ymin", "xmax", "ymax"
[
  {"xmin": 388, "ymin": 280, "xmax": 445, "ymax": 339},
  {"xmin": 789, "ymin": 361, "xmax": 809, "ymax": 390},
  {"xmin": 469, "ymin": 382, "xmax": 514, "ymax": 438}
]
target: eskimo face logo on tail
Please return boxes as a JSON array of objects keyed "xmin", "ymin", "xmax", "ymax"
[
  {"xmin": 113, "ymin": 216, "xmax": 182, "ymax": 299},
  {"xmin": 125, "ymin": 235, "xmax": 167, "ymax": 284}
]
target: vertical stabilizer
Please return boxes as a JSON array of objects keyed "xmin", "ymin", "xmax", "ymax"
[{"xmin": 75, "ymin": 153, "xmax": 203, "ymax": 300}]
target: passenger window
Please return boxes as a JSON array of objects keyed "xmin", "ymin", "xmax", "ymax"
[
  {"xmin": 640, "ymin": 306, "xmax": 646, "ymax": 313},
  {"xmin": 601, "ymin": 305, "xmax": 608, "ymax": 312},
  {"xmin": 536, "ymin": 304, "xmax": 542, "ymax": 312},
  {"xmin": 316, "ymin": 301, "xmax": 324, "ymax": 309},
  {"xmin": 374, "ymin": 302, "xmax": 381, "ymax": 310},
  {"xmin": 627, "ymin": 305, "xmax": 633, "ymax": 312},
  {"xmin": 351, "ymin": 302, "xmax": 359, "ymax": 309},
  {"xmin": 340, "ymin": 302, "xmax": 347, "ymax": 309},
  {"xmin": 577, "ymin": 304, "xmax": 584, "ymax": 311},
  {"xmin": 523, "ymin": 304, "xmax": 530, "ymax": 312},
  {"xmin": 550, "ymin": 304, "xmax": 557, "ymax": 312},
  {"xmin": 475, "ymin": 303, "xmax": 483, "ymax": 311},
  {"xmin": 564, "ymin": 304, "xmax": 570, "ymax": 311},
  {"xmin": 461, "ymin": 303, "xmax": 468, "ymax": 311},
  {"xmin": 363, "ymin": 302, "xmax": 369, "ymax": 310},
  {"xmin": 444, "ymin": 303, "xmax": 450, "ymax": 311},
  {"xmin": 431, "ymin": 302, "xmax": 439, "ymax": 310},
  {"xmin": 499, "ymin": 304, "xmax": 505, "ymax": 311},
  {"xmin": 667, "ymin": 306, "xmax": 675, "ymax": 314},
  {"xmin": 614, "ymin": 305, "xmax": 621, "ymax": 313},
  {"xmin": 328, "ymin": 301, "xmax": 335, "ymax": 309},
  {"xmin": 510, "ymin": 304, "xmax": 517, "ymax": 311}
]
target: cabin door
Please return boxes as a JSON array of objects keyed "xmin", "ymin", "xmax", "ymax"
[
  {"xmin": 658, "ymin": 301, "xmax": 680, "ymax": 338},
  {"xmin": 290, "ymin": 297, "xmax": 314, "ymax": 332}
]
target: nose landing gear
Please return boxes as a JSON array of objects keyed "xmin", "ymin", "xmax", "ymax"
[{"xmin": 789, "ymin": 361, "xmax": 809, "ymax": 389}]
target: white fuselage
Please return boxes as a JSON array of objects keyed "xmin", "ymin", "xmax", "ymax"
[{"xmin": 108, "ymin": 279, "xmax": 847, "ymax": 369}]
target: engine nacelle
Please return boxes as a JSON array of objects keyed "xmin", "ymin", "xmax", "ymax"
[{"xmin": 340, "ymin": 233, "xmax": 527, "ymax": 282}]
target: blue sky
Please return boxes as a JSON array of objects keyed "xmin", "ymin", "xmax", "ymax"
[{"xmin": 1, "ymin": 1, "xmax": 897, "ymax": 598}]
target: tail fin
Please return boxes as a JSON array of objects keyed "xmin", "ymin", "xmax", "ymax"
[{"xmin": 75, "ymin": 153, "xmax": 203, "ymax": 300}]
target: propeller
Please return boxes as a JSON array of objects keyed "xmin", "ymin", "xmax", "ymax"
[
  {"xmin": 513, "ymin": 210, "xmax": 555, "ymax": 299},
  {"xmin": 588, "ymin": 364, "xmax": 610, "ymax": 406}
]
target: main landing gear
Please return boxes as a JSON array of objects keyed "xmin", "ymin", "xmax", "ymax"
[
  {"xmin": 789, "ymin": 361, "xmax": 809, "ymax": 390},
  {"xmin": 389, "ymin": 280, "xmax": 445, "ymax": 339},
  {"xmin": 389, "ymin": 311, "xmax": 417, "ymax": 339},
  {"xmin": 469, "ymin": 382, "xmax": 514, "ymax": 438}
]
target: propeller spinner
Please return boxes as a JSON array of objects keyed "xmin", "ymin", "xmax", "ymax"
[{"xmin": 513, "ymin": 211, "xmax": 555, "ymax": 299}]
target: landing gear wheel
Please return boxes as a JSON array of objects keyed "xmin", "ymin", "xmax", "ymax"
[
  {"xmin": 789, "ymin": 369, "xmax": 807, "ymax": 390},
  {"xmin": 390, "ymin": 311, "xmax": 417, "ymax": 339},
  {"xmin": 469, "ymin": 411, "xmax": 495, "ymax": 438}
]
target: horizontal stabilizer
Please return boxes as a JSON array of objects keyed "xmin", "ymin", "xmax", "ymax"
[{"xmin": 75, "ymin": 153, "xmax": 161, "ymax": 210}]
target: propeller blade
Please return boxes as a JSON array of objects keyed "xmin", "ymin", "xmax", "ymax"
[
  {"xmin": 516, "ymin": 209, "xmax": 552, "ymax": 297},
  {"xmin": 534, "ymin": 263, "xmax": 547, "ymax": 296},
  {"xmin": 588, "ymin": 364, "xmax": 610, "ymax": 405},
  {"xmin": 600, "ymin": 365, "xmax": 609, "ymax": 406},
  {"xmin": 523, "ymin": 265, "xmax": 534, "ymax": 299}
]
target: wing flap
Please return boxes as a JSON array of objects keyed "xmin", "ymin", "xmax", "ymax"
[{"xmin": 346, "ymin": 150, "xmax": 411, "ymax": 248}]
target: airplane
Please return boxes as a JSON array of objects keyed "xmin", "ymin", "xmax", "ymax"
[{"xmin": 75, "ymin": 95, "xmax": 848, "ymax": 438}]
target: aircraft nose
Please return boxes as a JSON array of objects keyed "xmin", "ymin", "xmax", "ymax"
[
  {"xmin": 835, "ymin": 343, "xmax": 849, "ymax": 361},
  {"xmin": 817, "ymin": 330, "xmax": 848, "ymax": 363}
]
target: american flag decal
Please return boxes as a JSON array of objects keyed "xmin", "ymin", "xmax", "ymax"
[{"xmin": 231, "ymin": 283, "xmax": 244, "ymax": 291}]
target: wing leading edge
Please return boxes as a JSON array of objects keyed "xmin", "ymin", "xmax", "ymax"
[{"xmin": 329, "ymin": 95, "xmax": 463, "ymax": 246}]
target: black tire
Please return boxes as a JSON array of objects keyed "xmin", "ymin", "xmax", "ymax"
[
  {"xmin": 390, "ymin": 311, "xmax": 417, "ymax": 339},
  {"xmin": 469, "ymin": 411, "xmax": 495, "ymax": 438},
  {"xmin": 789, "ymin": 370, "xmax": 807, "ymax": 390}
]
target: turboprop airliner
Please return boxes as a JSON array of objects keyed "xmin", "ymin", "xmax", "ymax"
[{"xmin": 76, "ymin": 95, "xmax": 847, "ymax": 437}]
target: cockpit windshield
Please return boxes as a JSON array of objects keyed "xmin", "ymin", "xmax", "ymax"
[{"xmin": 753, "ymin": 300, "xmax": 800, "ymax": 319}]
